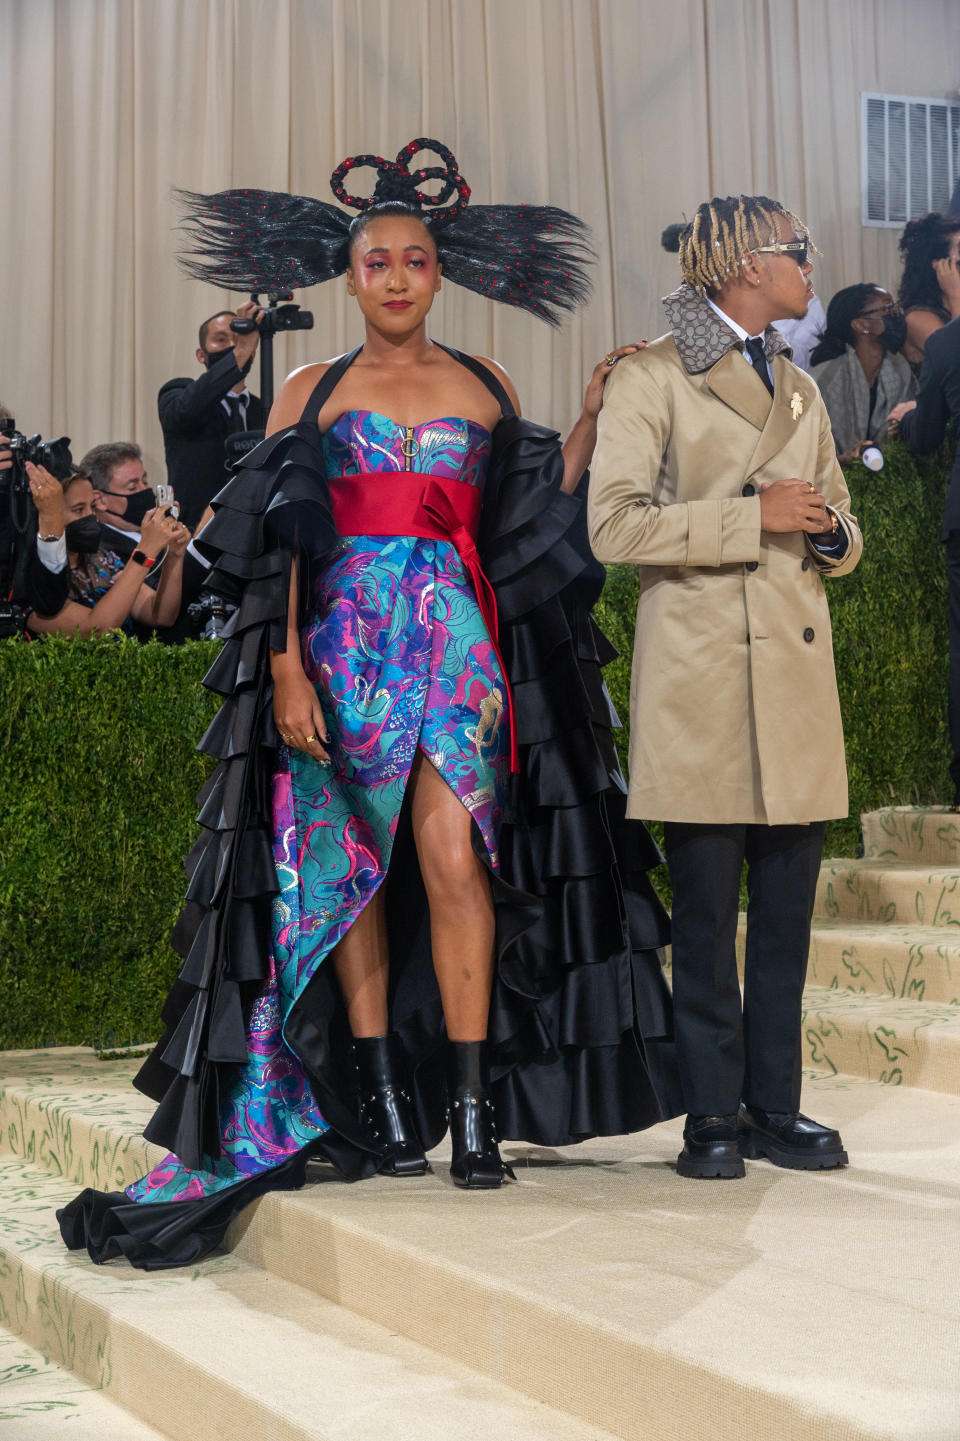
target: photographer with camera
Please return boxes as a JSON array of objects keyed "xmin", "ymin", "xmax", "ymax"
[
  {"xmin": 1, "ymin": 407, "xmax": 75, "ymax": 631},
  {"xmin": 82, "ymin": 442, "xmax": 157, "ymax": 558},
  {"xmin": 26, "ymin": 467, "xmax": 188, "ymax": 637},
  {"xmin": 158, "ymin": 300, "xmax": 266, "ymax": 530}
]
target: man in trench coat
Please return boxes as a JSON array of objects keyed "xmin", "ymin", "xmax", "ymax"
[{"xmin": 589, "ymin": 195, "xmax": 862, "ymax": 1179}]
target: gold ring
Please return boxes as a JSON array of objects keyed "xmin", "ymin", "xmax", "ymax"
[
  {"xmin": 304, "ymin": 734, "xmax": 316, "ymax": 744},
  {"xmin": 604, "ymin": 353, "xmax": 617, "ymax": 364}
]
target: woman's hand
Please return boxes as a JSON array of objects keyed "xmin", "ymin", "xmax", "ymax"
[
  {"xmin": 26, "ymin": 462, "xmax": 65, "ymax": 534},
  {"xmin": 887, "ymin": 400, "xmax": 917, "ymax": 434},
  {"xmin": 561, "ymin": 343, "xmax": 648, "ymax": 493},
  {"xmin": 933, "ymin": 256, "xmax": 960, "ymax": 317},
  {"xmin": 272, "ymin": 662, "xmax": 332, "ymax": 764},
  {"xmin": 581, "ymin": 342, "xmax": 647, "ymax": 421},
  {"xmin": 836, "ymin": 439, "xmax": 870, "ymax": 466}
]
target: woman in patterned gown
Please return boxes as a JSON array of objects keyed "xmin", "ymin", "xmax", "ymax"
[{"xmin": 59, "ymin": 141, "xmax": 680, "ymax": 1269}]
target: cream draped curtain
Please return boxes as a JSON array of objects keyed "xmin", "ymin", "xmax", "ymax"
[{"xmin": 2, "ymin": 0, "xmax": 959, "ymax": 483}]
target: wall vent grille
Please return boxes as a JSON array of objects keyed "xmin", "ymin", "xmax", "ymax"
[{"xmin": 862, "ymin": 92, "xmax": 960, "ymax": 227}]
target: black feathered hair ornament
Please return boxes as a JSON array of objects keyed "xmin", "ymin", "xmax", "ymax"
[{"xmin": 175, "ymin": 138, "xmax": 593, "ymax": 326}]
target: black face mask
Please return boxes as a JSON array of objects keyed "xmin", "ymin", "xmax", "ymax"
[
  {"xmin": 880, "ymin": 312, "xmax": 907, "ymax": 353},
  {"xmin": 65, "ymin": 516, "xmax": 102, "ymax": 554},
  {"xmin": 105, "ymin": 487, "xmax": 155, "ymax": 526},
  {"xmin": 205, "ymin": 345, "xmax": 236, "ymax": 370}
]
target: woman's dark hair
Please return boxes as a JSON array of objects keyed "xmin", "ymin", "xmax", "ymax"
[
  {"xmin": 809, "ymin": 283, "xmax": 883, "ymax": 366},
  {"xmin": 897, "ymin": 212, "xmax": 960, "ymax": 315},
  {"xmin": 347, "ymin": 200, "xmax": 428, "ymax": 257},
  {"xmin": 176, "ymin": 138, "xmax": 593, "ymax": 326}
]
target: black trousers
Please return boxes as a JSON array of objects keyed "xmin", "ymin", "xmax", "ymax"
[
  {"xmin": 944, "ymin": 534, "xmax": 960, "ymax": 798},
  {"xmin": 662, "ymin": 821, "xmax": 826, "ymax": 1117}
]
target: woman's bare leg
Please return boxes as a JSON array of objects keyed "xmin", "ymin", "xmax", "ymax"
[
  {"xmin": 331, "ymin": 886, "xmax": 390, "ymax": 1037},
  {"xmin": 407, "ymin": 750, "xmax": 496, "ymax": 1040}
]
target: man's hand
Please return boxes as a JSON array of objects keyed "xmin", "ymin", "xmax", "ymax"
[
  {"xmin": 888, "ymin": 400, "xmax": 917, "ymax": 434},
  {"xmin": 231, "ymin": 298, "xmax": 265, "ymax": 371},
  {"xmin": 0, "ymin": 441, "xmax": 11, "ymax": 473},
  {"xmin": 26, "ymin": 461, "xmax": 65, "ymax": 535},
  {"xmin": 759, "ymin": 478, "xmax": 830, "ymax": 534},
  {"xmin": 139, "ymin": 507, "xmax": 183, "ymax": 559}
]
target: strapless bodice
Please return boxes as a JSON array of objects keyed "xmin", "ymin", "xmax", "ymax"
[{"xmin": 321, "ymin": 410, "xmax": 491, "ymax": 490}]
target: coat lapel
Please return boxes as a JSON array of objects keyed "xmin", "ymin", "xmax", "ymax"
[
  {"xmin": 705, "ymin": 349, "xmax": 771, "ymax": 433},
  {"xmin": 745, "ymin": 358, "xmax": 819, "ymax": 478}
]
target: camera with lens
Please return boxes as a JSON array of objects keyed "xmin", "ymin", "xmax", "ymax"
[
  {"xmin": 0, "ymin": 600, "xmax": 27, "ymax": 639},
  {"xmin": 0, "ymin": 418, "xmax": 74, "ymax": 600},
  {"xmin": 186, "ymin": 591, "xmax": 236, "ymax": 641},
  {"xmin": 230, "ymin": 292, "xmax": 314, "ymax": 339},
  {"xmin": 0, "ymin": 418, "xmax": 73, "ymax": 494}
]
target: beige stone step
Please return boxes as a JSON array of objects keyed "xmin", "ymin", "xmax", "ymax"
[
  {"xmin": 815, "ymin": 858, "xmax": 960, "ymax": 929},
  {"xmin": 0, "ymin": 1325, "xmax": 169, "ymax": 1440},
  {"xmin": 862, "ymin": 805, "xmax": 960, "ymax": 866},
  {"xmin": 806, "ymin": 920, "xmax": 960, "ymax": 1003},
  {"xmin": 738, "ymin": 914, "xmax": 960, "ymax": 1003},
  {"xmin": 0, "ymin": 1155, "xmax": 621, "ymax": 1441},
  {"xmin": 3, "ymin": 1050, "xmax": 960, "ymax": 1440},
  {"xmin": 800, "ymin": 985, "xmax": 960, "ymax": 1091}
]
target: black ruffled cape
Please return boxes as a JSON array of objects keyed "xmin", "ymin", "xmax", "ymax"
[{"xmin": 59, "ymin": 349, "xmax": 680, "ymax": 1269}]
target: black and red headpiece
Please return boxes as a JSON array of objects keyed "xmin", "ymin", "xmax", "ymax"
[{"xmin": 176, "ymin": 138, "xmax": 593, "ymax": 326}]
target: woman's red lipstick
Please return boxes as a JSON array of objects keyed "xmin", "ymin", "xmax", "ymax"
[{"xmin": 383, "ymin": 300, "xmax": 413, "ymax": 309}]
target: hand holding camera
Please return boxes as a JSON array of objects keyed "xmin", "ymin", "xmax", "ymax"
[{"xmin": 228, "ymin": 298, "xmax": 266, "ymax": 371}]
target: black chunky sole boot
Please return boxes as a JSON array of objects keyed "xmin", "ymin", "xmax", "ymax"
[
  {"xmin": 446, "ymin": 1040, "xmax": 515, "ymax": 1189},
  {"xmin": 353, "ymin": 1034, "xmax": 429, "ymax": 1177}
]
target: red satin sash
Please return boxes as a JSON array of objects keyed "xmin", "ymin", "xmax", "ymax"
[{"xmin": 328, "ymin": 472, "xmax": 518, "ymax": 772}]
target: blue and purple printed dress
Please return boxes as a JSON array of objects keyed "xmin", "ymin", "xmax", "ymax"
[{"xmin": 124, "ymin": 410, "xmax": 508, "ymax": 1210}]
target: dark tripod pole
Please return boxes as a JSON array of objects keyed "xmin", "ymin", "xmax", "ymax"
[{"xmin": 259, "ymin": 328, "xmax": 275, "ymax": 414}]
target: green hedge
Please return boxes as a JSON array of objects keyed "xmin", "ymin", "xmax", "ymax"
[
  {"xmin": 0, "ymin": 437, "xmax": 951, "ymax": 1048},
  {"xmin": 0, "ymin": 636, "xmax": 221, "ymax": 1049}
]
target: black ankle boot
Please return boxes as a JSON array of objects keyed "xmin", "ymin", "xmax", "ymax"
[
  {"xmin": 353, "ymin": 1034, "xmax": 429, "ymax": 1177},
  {"xmin": 446, "ymin": 1040, "xmax": 514, "ymax": 1189}
]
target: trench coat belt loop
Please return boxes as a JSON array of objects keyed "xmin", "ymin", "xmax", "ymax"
[{"xmin": 328, "ymin": 472, "xmax": 519, "ymax": 772}]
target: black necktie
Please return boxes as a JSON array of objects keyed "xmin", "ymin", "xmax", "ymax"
[
  {"xmin": 745, "ymin": 336, "xmax": 774, "ymax": 397},
  {"xmin": 225, "ymin": 394, "xmax": 247, "ymax": 433}
]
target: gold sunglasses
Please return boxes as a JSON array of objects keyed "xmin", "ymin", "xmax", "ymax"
[{"xmin": 752, "ymin": 240, "xmax": 809, "ymax": 266}]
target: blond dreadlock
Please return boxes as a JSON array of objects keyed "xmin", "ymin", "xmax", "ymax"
[{"xmin": 678, "ymin": 194, "xmax": 814, "ymax": 296}]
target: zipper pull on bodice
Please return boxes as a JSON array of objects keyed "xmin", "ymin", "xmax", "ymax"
[{"xmin": 401, "ymin": 426, "xmax": 419, "ymax": 470}]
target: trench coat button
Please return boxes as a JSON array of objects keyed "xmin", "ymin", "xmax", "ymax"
[
  {"xmin": 801, "ymin": 556, "xmax": 810, "ymax": 571},
  {"xmin": 803, "ymin": 626, "xmax": 815, "ymax": 643},
  {"xmin": 742, "ymin": 483, "xmax": 756, "ymax": 496},
  {"xmin": 746, "ymin": 560, "xmax": 759, "ymax": 572}
]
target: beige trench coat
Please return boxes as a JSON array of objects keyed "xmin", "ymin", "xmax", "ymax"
[{"xmin": 588, "ymin": 290, "xmax": 863, "ymax": 826}]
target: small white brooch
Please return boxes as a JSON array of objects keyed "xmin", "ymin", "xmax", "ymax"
[{"xmin": 790, "ymin": 391, "xmax": 804, "ymax": 421}]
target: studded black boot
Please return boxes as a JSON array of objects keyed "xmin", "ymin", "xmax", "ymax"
[
  {"xmin": 353, "ymin": 1034, "xmax": 429, "ymax": 1177},
  {"xmin": 446, "ymin": 1040, "xmax": 514, "ymax": 1189}
]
